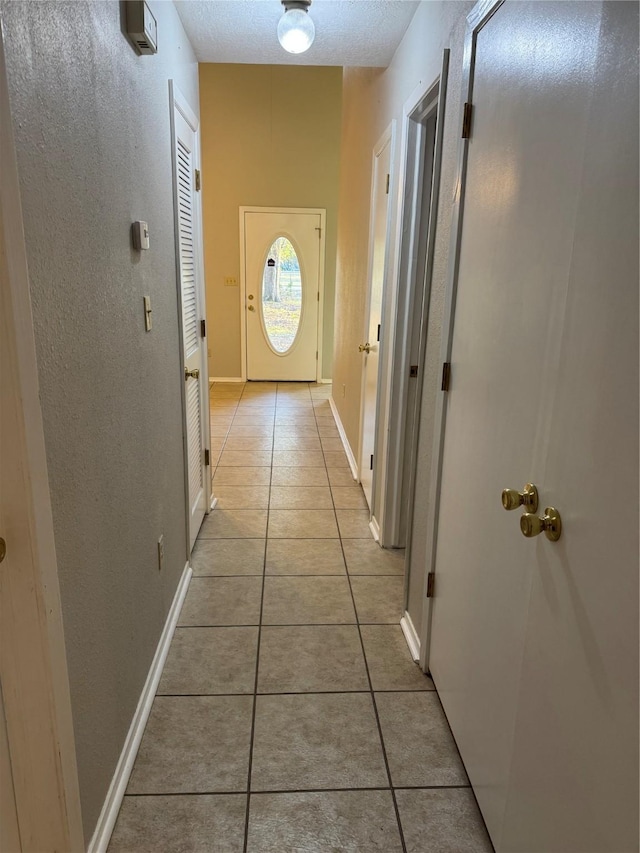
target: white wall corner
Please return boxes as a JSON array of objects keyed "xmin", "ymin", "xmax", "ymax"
[
  {"xmin": 328, "ymin": 397, "xmax": 359, "ymax": 481},
  {"xmin": 87, "ymin": 563, "xmax": 193, "ymax": 853},
  {"xmin": 400, "ymin": 611, "xmax": 421, "ymax": 662},
  {"xmin": 369, "ymin": 516, "xmax": 381, "ymax": 542}
]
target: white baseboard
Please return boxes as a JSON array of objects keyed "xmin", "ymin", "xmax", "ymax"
[
  {"xmin": 369, "ymin": 516, "xmax": 381, "ymax": 542},
  {"xmin": 400, "ymin": 611, "xmax": 421, "ymax": 662},
  {"xmin": 210, "ymin": 377, "xmax": 244, "ymax": 384},
  {"xmin": 319, "ymin": 377, "xmax": 332, "ymax": 384},
  {"xmin": 87, "ymin": 562, "xmax": 193, "ymax": 853},
  {"xmin": 328, "ymin": 397, "xmax": 359, "ymax": 481}
]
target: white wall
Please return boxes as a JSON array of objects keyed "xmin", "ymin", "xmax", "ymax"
[
  {"xmin": 0, "ymin": 0, "xmax": 198, "ymax": 840},
  {"xmin": 332, "ymin": 1, "xmax": 473, "ymax": 628}
]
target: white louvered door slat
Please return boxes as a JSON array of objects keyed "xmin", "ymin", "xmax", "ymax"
[{"xmin": 173, "ymin": 102, "xmax": 207, "ymax": 550}]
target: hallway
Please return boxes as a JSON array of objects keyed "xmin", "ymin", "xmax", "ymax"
[{"xmin": 107, "ymin": 382, "xmax": 492, "ymax": 852}]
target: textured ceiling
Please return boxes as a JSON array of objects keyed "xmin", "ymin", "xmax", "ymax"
[{"xmin": 174, "ymin": 1, "xmax": 420, "ymax": 66}]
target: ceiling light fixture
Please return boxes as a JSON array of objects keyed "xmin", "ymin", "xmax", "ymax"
[{"xmin": 277, "ymin": 0, "xmax": 315, "ymax": 55}]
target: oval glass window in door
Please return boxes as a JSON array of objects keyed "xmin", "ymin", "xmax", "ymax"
[{"xmin": 261, "ymin": 237, "xmax": 302, "ymax": 353}]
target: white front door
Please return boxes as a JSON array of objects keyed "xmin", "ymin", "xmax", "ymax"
[
  {"xmin": 243, "ymin": 209, "xmax": 324, "ymax": 381},
  {"xmin": 429, "ymin": 3, "xmax": 638, "ymax": 851},
  {"xmin": 359, "ymin": 134, "xmax": 391, "ymax": 508},
  {"xmin": 171, "ymin": 87, "xmax": 209, "ymax": 551}
]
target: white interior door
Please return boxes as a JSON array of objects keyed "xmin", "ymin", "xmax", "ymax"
[
  {"xmin": 1, "ymin": 31, "xmax": 83, "ymax": 843},
  {"xmin": 172, "ymin": 89, "xmax": 209, "ymax": 552},
  {"xmin": 359, "ymin": 135, "xmax": 391, "ymax": 507},
  {"xmin": 429, "ymin": 3, "xmax": 638, "ymax": 851},
  {"xmin": 0, "ymin": 683, "xmax": 20, "ymax": 852},
  {"xmin": 243, "ymin": 209, "xmax": 323, "ymax": 381}
]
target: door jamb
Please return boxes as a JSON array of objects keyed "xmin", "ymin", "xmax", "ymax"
[
  {"xmin": 357, "ymin": 123, "xmax": 395, "ymax": 531},
  {"xmin": 239, "ymin": 206, "xmax": 327, "ymax": 383},
  {"xmin": 382, "ymin": 53, "xmax": 450, "ymax": 552},
  {"xmin": 0, "ymin": 21, "xmax": 84, "ymax": 849},
  {"xmin": 169, "ymin": 81, "xmax": 211, "ymax": 557},
  {"xmin": 418, "ymin": 0, "xmax": 505, "ymax": 672}
]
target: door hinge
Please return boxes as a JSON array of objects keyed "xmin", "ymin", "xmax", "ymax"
[
  {"xmin": 409, "ymin": 364, "xmax": 418, "ymax": 378},
  {"xmin": 195, "ymin": 169, "xmax": 201, "ymax": 191},
  {"xmin": 204, "ymin": 448, "xmax": 210, "ymax": 466},
  {"xmin": 377, "ymin": 323, "xmax": 381, "ymax": 342},
  {"xmin": 200, "ymin": 318, "xmax": 206, "ymax": 338},
  {"xmin": 462, "ymin": 102, "xmax": 473, "ymax": 139},
  {"xmin": 385, "ymin": 173, "xmax": 390, "ymax": 194},
  {"xmin": 441, "ymin": 361, "xmax": 451, "ymax": 391},
  {"xmin": 370, "ymin": 454, "xmax": 374, "ymax": 470},
  {"xmin": 317, "ymin": 292, "xmax": 320, "ymax": 302},
  {"xmin": 426, "ymin": 572, "xmax": 435, "ymax": 598},
  {"xmin": 316, "ymin": 351, "xmax": 318, "ymax": 360},
  {"xmin": 315, "ymin": 226, "xmax": 322, "ymax": 239}
]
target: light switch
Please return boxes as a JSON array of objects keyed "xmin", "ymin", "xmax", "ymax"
[
  {"xmin": 144, "ymin": 296, "xmax": 152, "ymax": 331},
  {"xmin": 132, "ymin": 220, "xmax": 150, "ymax": 251}
]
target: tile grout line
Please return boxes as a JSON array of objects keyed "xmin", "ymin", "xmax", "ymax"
[
  {"xmin": 156, "ymin": 688, "xmax": 436, "ymax": 697},
  {"xmin": 124, "ymin": 783, "xmax": 472, "ymax": 799},
  {"xmin": 313, "ymin": 396, "xmax": 408, "ymax": 853},
  {"xmin": 240, "ymin": 380, "xmax": 276, "ymax": 853}
]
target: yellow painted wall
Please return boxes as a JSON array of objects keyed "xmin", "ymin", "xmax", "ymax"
[{"xmin": 199, "ymin": 64, "xmax": 342, "ymax": 379}]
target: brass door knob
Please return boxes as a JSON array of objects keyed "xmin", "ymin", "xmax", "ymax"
[
  {"xmin": 248, "ymin": 294, "xmax": 254, "ymax": 300},
  {"xmin": 248, "ymin": 304, "xmax": 256, "ymax": 312},
  {"xmin": 520, "ymin": 507, "xmax": 562, "ymax": 542},
  {"xmin": 502, "ymin": 483, "xmax": 539, "ymax": 513},
  {"xmin": 184, "ymin": 367, "xmax": 200, "ymax": 380},
  {"xmin": 359, "ymin": 343, "xmax": 372, "ymax": 354}
]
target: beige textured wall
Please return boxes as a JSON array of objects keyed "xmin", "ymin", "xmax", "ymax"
[
  {"xmin": 1, "ymin": 0, "xmax": 198, "ymax": 840},
  {"xmin": 331, "ymin": 1, "xmax": 474, "ymax": 629},
  {"xmin": 199, "ymin": 64, "xmax": 342, "ymax": 379}
]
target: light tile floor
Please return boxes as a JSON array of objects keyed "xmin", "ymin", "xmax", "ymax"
[{"xmin": 109, "ymin": 382, "xmax": 493, "ymax": 852}]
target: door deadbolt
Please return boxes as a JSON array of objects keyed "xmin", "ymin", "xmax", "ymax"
[
  {"xmin": 184, "ymin": 367, "xmax": 200, "ymax": 380},
  {"xmin": 248, "ymin": 294, "xmax": 254, "ymax": 300},
  {"xmin": 520, "ymin": 507, "xmax": 562, "ymax": 542},
  {"xmin": 502, "ymin": 483, "xmax": 539, "ymax": 513}
]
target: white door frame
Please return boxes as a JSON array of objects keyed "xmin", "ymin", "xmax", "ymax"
[
  {"xmin": 0, "ymin": 21, "xmax": 84, "ymax": 849},
  {"xmin": 418, "ymin": 0, "xmax": 505, "ymax": 672},
  {"xmin": 357, "ymin": 123, "xmax": 395, "ymax": 535},
  {"xmin": 169, "ymin": 81, "xmax": 212, "ymax": 554},
  {"xmin": 239, "ymin": 206, "xmax": 326, "ymax": 383},
  {"xmin": 382, "ymin": 53, "xmax": 450, "ymax": 553}
]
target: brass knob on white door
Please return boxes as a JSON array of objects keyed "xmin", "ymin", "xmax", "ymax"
[
  {"xmin": 520, "ymin": 507, "xmax": 562, "ymax": 541},
  {"xmin": 248, "ymin": 304, "xmax": 256, "ymax": 312},
  {"xmin": 184, "ymin": 368, "xmax": 200, "ymax": 380},
  {"xmin": 359, "ymin": 343, "xmax": 372, "ymax": 354},
  {"xmin": 502, "ymin": 483, "xmax": 539, "ymax": 513}
]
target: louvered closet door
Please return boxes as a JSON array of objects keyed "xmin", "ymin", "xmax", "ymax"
[{"xmin": 174, "ymin": 106, "xmax": 207, "ymax": 550}]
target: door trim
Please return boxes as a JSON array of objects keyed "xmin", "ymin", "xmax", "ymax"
[
  {"xmin": 169, "ymin": 81, "xmax": 211, "ymax": 555},
  {"xmin": 239, "ymin": 206, "xmax": 326, "ymax": 383},
  {"xmin": 418, "ymin": 0, "xmax": 505, "ymax": 672},
  {"xmin": 383, "ymin": 53, "xmax": 450, "ymax": 552},
  {"xmin": 0, "ymin": 22, "xmax": 84, "ymax": 849},
  {"xmin": 357, "ymin": 123, "xmax": 395, "ymax": 522}
]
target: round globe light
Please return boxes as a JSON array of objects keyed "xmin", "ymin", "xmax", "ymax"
[{"xmin": 277, "ymin": 8, "xmax": 315, "ymax": 54}]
